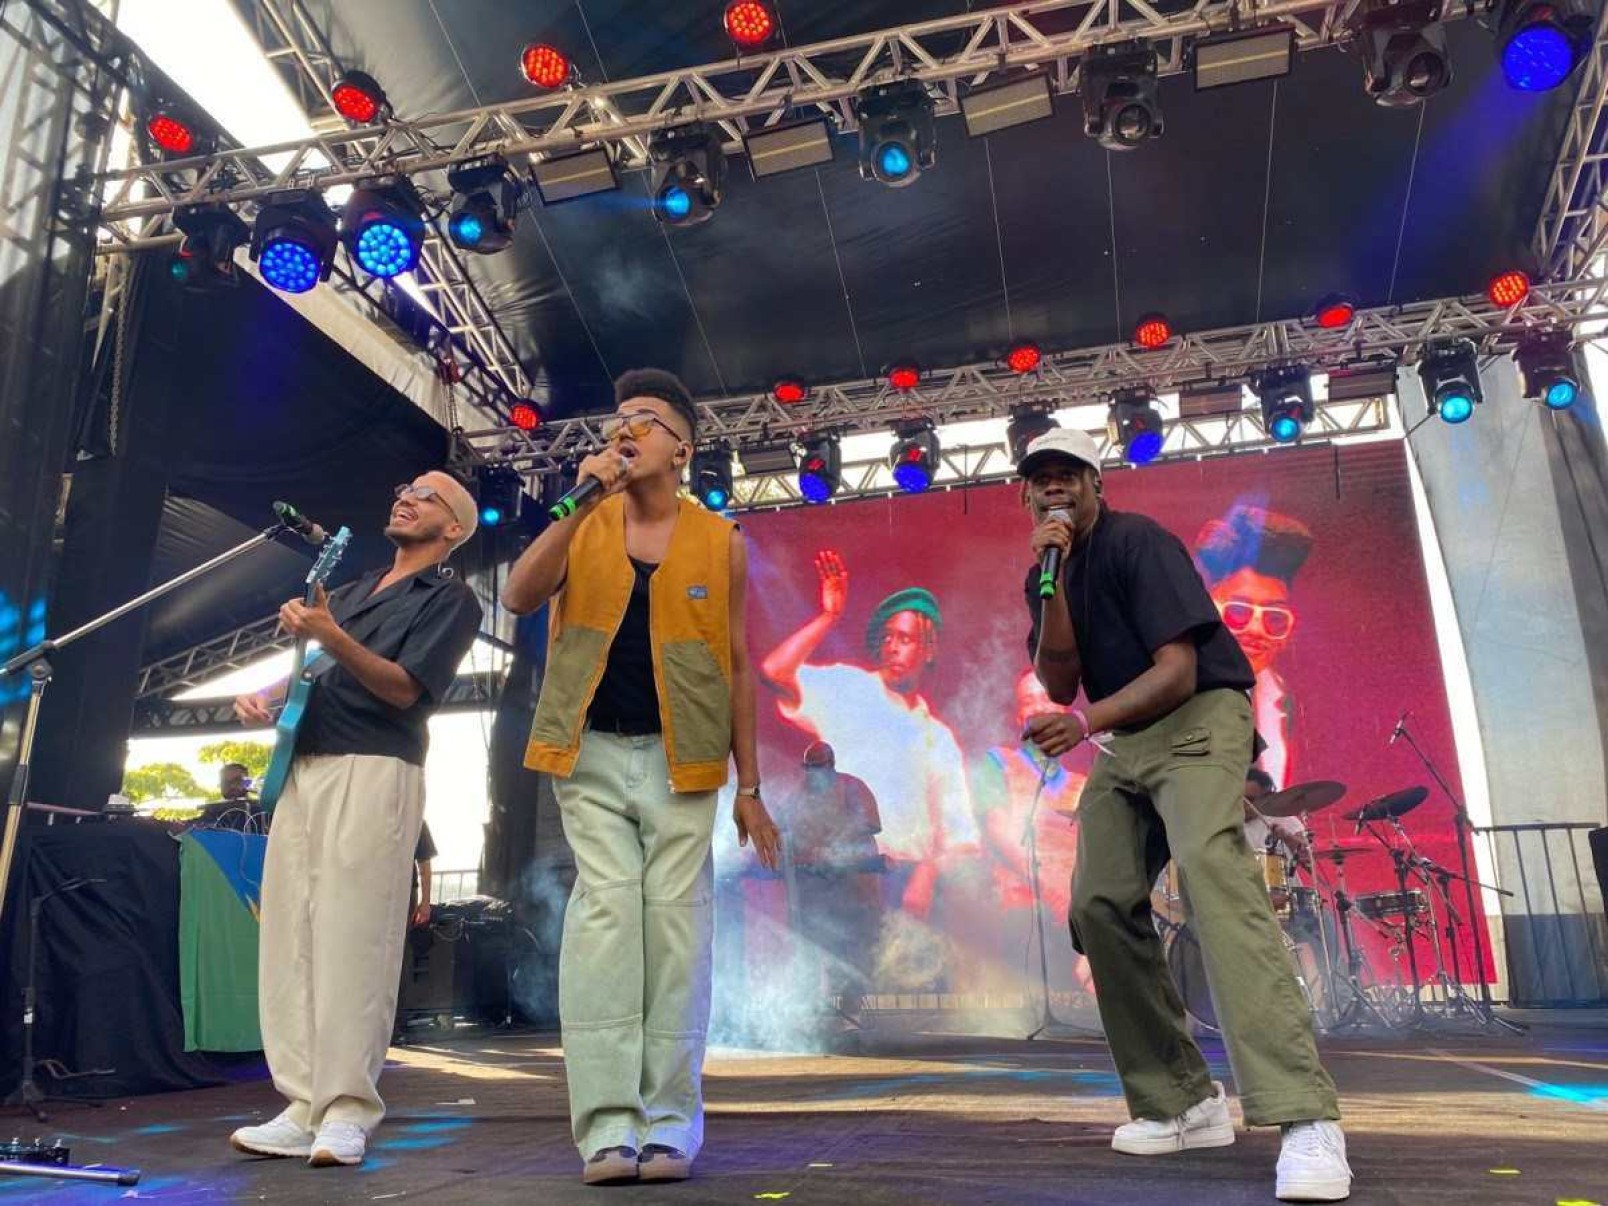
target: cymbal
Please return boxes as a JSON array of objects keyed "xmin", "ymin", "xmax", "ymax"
[
  {"xmin": 1252, "ymin": 780, "xmax": 1348, "ymax": 818},
  {"xmin": 1343, "ymin": 785, "xmax": 1429, "ymax": 824},
  {"xmin": 1309, "ymin": 842, "xmax": 1375, "ymax": 862}
]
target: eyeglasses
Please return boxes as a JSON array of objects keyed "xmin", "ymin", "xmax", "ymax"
[
  {"xmin": 1218, "ymin": 599, "xmax": 1296, "ymax": 640},
  {"xmin": 394, "ymin": 482, "xmax": 453, "ymax": 512},
  {"xmin": 600, "ymin": 411, "xmax": 683, "ymax": 444}
]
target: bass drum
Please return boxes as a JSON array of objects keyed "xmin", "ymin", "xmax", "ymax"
[{"xmin": 1165, "ymin": 923, "xmax": 1306, "ymax": 1033}]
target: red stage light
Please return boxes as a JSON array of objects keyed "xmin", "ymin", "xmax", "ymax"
[
  {"xmin": 510, "ymin": 402, "xmax": 542, "ymax": 431},
  {"xmin": 1006, "ymin": 343, "xmax": 1042, "ymax": 374},
  {"xmin": 772, "ymin": 378, "xmax": 807, "ymax": 405},
  {"xmin": 1313, "ymin": 296, "xmax": 1356, "ymax": 330},
  {"xmin": 1487, "ymin": 269, "xmax": 1530, "ymax": 308},
  {"xmin": 521, "ymin": 43, "xmax": 572, "ymax": 90},
  {"xmin": 724, "ymin": 1, "xmax": 776, "ymax": 48},
  {"xmin": 331, "ymin": 71, "xmax": 386, "ymax": 124},
  {"xmin": 1133, "ymin": 313, "xmax": 1172, "ymax": 349},
  {"xmin": 146, "ymin": 113, "xmax": 195, "ymax": 155},
  {"xmin": 888, "ymin": 365, "xmax": 921, "ymax": 392}
]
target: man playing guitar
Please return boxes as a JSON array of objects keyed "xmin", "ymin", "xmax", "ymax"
[{"xmin": 227, "ymin": 471, "xmax": 482, "ymax": 1169}]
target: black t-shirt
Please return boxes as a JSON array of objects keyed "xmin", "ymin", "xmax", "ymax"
[
  {"xmin": 587, "ymin": 557, "xmax": 661, "ymax": 734},
  {"xmin": 294, "ymin": 565, "xmax": 483, "ymax": 766},
  {"xmin": 1024, "ymin": 509, "xmax": 1254, "ymax": 707},
  {"xmin": 413, "ymin": 820, "xmax": 437, "ymax": 863}
]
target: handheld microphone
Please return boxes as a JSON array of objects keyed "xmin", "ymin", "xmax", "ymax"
[
  {"xmin": 1038, "ymin": 509, "xmax": 1072, "ymax": 599},
  {"xmin": 273, "ymin": 501, "xmax": 328, "ymax": 546},
  {"xmin": 547, "ymin": 475, "xmax": 603, "ymax": 521},
  {"xmin": 1389, "ymin": 710, "xmax": 1410, "ymax": 747}
]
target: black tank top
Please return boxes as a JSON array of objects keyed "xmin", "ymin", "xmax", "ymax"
[{"xmin": 586, "ymin": 557, "xmax": 661, "ymax": 734}]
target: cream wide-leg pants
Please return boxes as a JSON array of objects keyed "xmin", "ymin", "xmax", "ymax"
[{"xmin": 258, "ymin": 753, "xmax": 425, "ymax": 1134}]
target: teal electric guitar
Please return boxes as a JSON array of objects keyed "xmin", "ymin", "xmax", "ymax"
[{"xmin": 258, "ymin": 526, "xmax": 351, "ymax": 813}]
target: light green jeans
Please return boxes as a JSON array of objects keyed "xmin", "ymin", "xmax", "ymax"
[
  {"xmin": 1069, "ymin": 689, "xmax": 1340, "ymax": 1127},
  {"xmin": 556, "ymin": 729, "xmax": 718, "ymax": 1159}
]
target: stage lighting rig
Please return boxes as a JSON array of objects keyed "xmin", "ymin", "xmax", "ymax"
[
  {"xmin": 1495, "ymin": 0, "xmax": 1591, "ymax": 91},
  {"xmin": 1007, "ymin": 406, "xmax": 1058, "ymax": 462},
  {"xmin": 1251, "ymin": 366, "xmax": 1314, "ymax": 443},
  {"xmin": 890, "ymin": 421, "xmax": 940, "ymax": 493},
  {"xmin": 170, "ymin": 204, "xmax": 249, "ymax": 289},
  {"xmin": 1110, "ymin": 388, "xmax": 1165, "ymax": 464},
  {"xmin": 447, "ymin": 156, "xmax": 521, "ymax": 254},
  {"xmin": 1082, "ymin": 44, "xmax": 1163, "ymax": 151},
  {"xmin": 797, "ymin": 433, "xmax": 842, "ymax": 504},
  {"xmin": 143, "ymin": 100, "xmax": 211, "ymax": 158},
  {"xmin": 342, "ymin": 181, "xmax": 426, "ymax": 279},
  {"xmin": 1351, "ymin": 0, "xmax": 1453, "ymax": 107},
  {"xmin": 1418, "ymin": 338, "xmax": 1482, "ymax": 424},
  {"xmin": 692, "ymin": 445, "xmax": 736, "ymax": 510},
  {"xmin": 1513, "ymin": 329, "xmax": 1582, "ymax": 410},
  {"xmin": 650, "ymin": 124, "xmax": 726, "ymax": 227},
  {"xmin": 250, "ymin": 189, "xmax": 339, "ymax": 294},
  {"xmin": 476, "ymin": 464, "xmax": 524, "ymax": 527},
  {"xmin": 855, "ymin": 81, "xmax": 937, "ymax": 188}
]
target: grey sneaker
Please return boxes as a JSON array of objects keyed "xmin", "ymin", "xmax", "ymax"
[
  {"xmin": 229, "ymin": 1111, "xmax": 314, "ymax": 1158},
  {"xmin": 308, "ymin": 1120, "xmax": 366, "ymax": 1167},
  {"xmin": 582, "ymin": 1145, "xmax": 639, "ymax": 1185},
  {"xmin": 1276, "ymin": 1120, "xmax": 1352, "ymax": 1201},
  {"xmin": 1111, "ymin": 1080, "xmax": 1236, "ymax": 1155}
]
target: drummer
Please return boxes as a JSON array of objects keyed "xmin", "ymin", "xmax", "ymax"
[{"xmin": 1244, "ymin": 768, "xmax": 1311, "ymax": 865}]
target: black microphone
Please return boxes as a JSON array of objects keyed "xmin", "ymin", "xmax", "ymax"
[
  {"xmin": 273, "ymin": 501, "xmax": 328, "ymax": 546},
  {"xmin": 1389, "ymin": 710, "xmax": 1410, "ymax": 747},
  {"xmin": 1037, "ymin": 508, "xmax": 1072, "ymax": 599},
  {"xmin": 547, "ymin": 475, "xmax": 603, "ymax": 522}
]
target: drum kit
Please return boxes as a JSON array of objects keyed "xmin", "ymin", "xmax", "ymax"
[{"xmin": 1157, "ymin": 778, "xmax": 1511, "ymax": 1034}]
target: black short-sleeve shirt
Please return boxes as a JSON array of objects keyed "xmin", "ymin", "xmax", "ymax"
[
  {"xmin": 1024, "ymin": 509, "xmax": 1254, "ymax": 706},
  {"xmin": 586, "ymin": 557, "xmax": 661, "ymax": 734},
  {"xmin": 294, "ymin": 565, "xmax": 483, "ymax": 766}
]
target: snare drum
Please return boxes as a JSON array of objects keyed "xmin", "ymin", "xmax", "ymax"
[
  {"xmin": 1260, "ymin": 851, "xmax": 1296, "ymax": 917},
  {"xmin": 1354, "ymin": 889, "xmax": 1427, "ymax": 921}
]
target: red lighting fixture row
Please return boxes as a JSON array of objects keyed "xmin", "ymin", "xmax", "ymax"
[
  {"xmin": 1313, "ymin": 294, "xmax": 1357, "ymax": 330},
  {"xmin": 1487, "ymin": 269, "xmax": 1531, "ymax": 309},
  {"xmin": 521, "ymin": 43, "xmax": 572, "ymax": 90},
  {"xmin": 1133, "ymin": 313, "xmax": 1173, "ymax": 350},
  {"xmin": 772, "ymin": 378, "xmax": 808, "ymax": 405},
  {"xmin": 887, "ymin": 364, "xmax": 921, "ymax": 392},
  {"xmin": 331, "ymin": 70, "xmax": 388, "ymax": 124},
  {"xmin": 1006, "ymin": 342, "xmax": 1042, "ymax": 374},
  {"xmin": 146, "ymin": 112, "xmax": 195, "ymax": 155},
  {"xmin": 509, "ymin": 402, "xmax": 542, "ymax": 431},
  {"xmin": 724, "ymin": 1, "xmax": 777, "ymax": 49}
]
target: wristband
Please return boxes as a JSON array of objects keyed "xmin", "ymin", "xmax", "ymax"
[{"xmin": 1070, "ymin": 708, "xmax": 1090, "ymax": 743}]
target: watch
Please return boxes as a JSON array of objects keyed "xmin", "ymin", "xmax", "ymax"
[{"xmin": 735, "ymin": 784, "xmax": 762, "ymax": 800}]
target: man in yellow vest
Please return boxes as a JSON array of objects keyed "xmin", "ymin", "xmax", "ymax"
[{"xmin": 503, "ymin": 368, "xmax": 781, "ymax": 1187}]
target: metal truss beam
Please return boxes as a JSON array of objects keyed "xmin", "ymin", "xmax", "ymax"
[
  {"xmin": 462, "ymin": 276, "xmax": 1608, "ymax": 479},
  {"xmin": 97, "ymin": 0, "xmax": 1474, "ymax": 228},
  {"xmin": 134, "ymin": 614, "xmax": 287, "ymax": 700},
  {"xmin": 1534, "ymin": 2, "xmax": 1608, "ymax": 284},
  {"xmin": 130, "ymin": 670, "xmax": 505, "ymax": 733}
]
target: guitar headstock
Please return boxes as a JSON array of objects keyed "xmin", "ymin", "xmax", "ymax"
[{"xmin": 306, "ymin": 526, "xmax": 352, "ymax": 587}]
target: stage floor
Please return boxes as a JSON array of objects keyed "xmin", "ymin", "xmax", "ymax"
[{"xmin": 9, "ymin": 1012, "xmax": 1606, "ymax": 1204}]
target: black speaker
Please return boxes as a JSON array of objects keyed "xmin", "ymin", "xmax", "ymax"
[{"xmin": 397, "ymin": 899, "xmax": 512, "ymax": 1024}]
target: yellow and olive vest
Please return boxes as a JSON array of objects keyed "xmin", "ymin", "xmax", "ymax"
[{"xmin": 523, "ymin": 494, "xmax": 735, "ymax": 793}]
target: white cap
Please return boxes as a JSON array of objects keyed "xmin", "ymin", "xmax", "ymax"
[{"xmin": 1017, "ymin": 428, "xmax": 1103, "ymax": 478}]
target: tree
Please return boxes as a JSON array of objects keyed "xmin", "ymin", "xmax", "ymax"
[
  {"xmin": 122, "ymin": 762, "xmax": 205, "ymax": 803},
  {"xmin": 198, "ymin": 740, "xmax": 274, "ymax": 780}
]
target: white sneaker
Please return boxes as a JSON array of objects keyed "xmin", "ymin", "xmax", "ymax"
[
  {"xmin": 309, "ymin": 1120, "xmax": 366, "ymax": 1167},
  {"xmin": 1276, "ymin": 1120, "xmax": 1352, "ymax": 1201},
  {"xmin": 1112, "ymin": 1080, "xmax": 1236, "ymax": 1155},
  {"xmin": 229, "ymin": 1111, "xmax": 314, "ymax": 1158}
]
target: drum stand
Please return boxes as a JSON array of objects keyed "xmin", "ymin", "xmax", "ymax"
[
  {"xmin": 1315, "ymin": 851, "xmax": 1395, "ymax": 1033},
  {"xmin": 1359, "ymin": 818, "xmax": 1432, "ymax": 1027},
  {"xmin": 1023, "ymin": 766, "xmax": 1098, "ymax": 1040}
]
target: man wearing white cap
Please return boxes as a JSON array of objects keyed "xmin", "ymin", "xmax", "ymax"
[
  {"xmin": 1015, "ymin": 429, "xmax": 1350, "ymax": 1202},
  {"xmin": 228, "ymin": 470, "xmax": 483, "ymax": 1169}
]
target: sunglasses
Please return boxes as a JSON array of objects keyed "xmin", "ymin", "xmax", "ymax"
[
  {"xmin": 600, "ymin": 412, "xmax": 684, "ymax": 444},
  {"xmin": 1218, "ymin": 600, "xmax": 1296, "ymax": 640},
  {"xmin": 394, "ymin": 483, "xmax": 453, "ymax": 512}
]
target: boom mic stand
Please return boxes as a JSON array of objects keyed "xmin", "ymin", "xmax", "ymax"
[{"xmin": 1391, "ymin": 718, "xmax": 1524, "ymax": 1035}]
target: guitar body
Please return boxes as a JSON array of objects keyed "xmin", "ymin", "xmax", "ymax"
[{"xmin": 257, "ymin": 528, "xmax": 350, "ymax": 815}]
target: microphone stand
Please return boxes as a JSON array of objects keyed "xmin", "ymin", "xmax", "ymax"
[
  {"xmin": 1392, "ymin": 719, "xmax": 1525, "ymax": 1035},
  {"xmin": 0, "ymin": 520, "xmax": 298, "ymax": 936}
]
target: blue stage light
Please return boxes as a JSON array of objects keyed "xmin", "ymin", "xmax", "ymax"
[
  {"xmin": 449, "ymin": 210, "xmax": 485, "ymax": 248},
  {"xmin": 480, "ymin": 505, "xmax": 503, "ymax": 526},
  {"xmin": 876, "ymin": 142, "xmax": 912, "ymax": 180},
  {"xmin": 355, "ymin": 220, "xmax": 417, "ymax": 278},
  {"xmin": 1545, "ymin": 379, "xmax": 1578, "ymax": 409},
  {"xmin": 1437, "ymin": 390, "xmax": 1475, "ymax": 424},
  {"xmin": 1269, "ymin": 412, "xmax": 1304, "ymax": 443},
  {"xmin": 1126, "ymin": 429, "xmax": 1164, "ymax": 464},
  {"xmin": 1504, "ymin": 24, "xmax": 1574, "ymax": 90},
  {"xmin": 259, "ymin": 237, "xmax": 321, "ymax": 293},
  {"xmin": 662, "ymin": 186, "xmax": 692, "ymax": 220}
]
